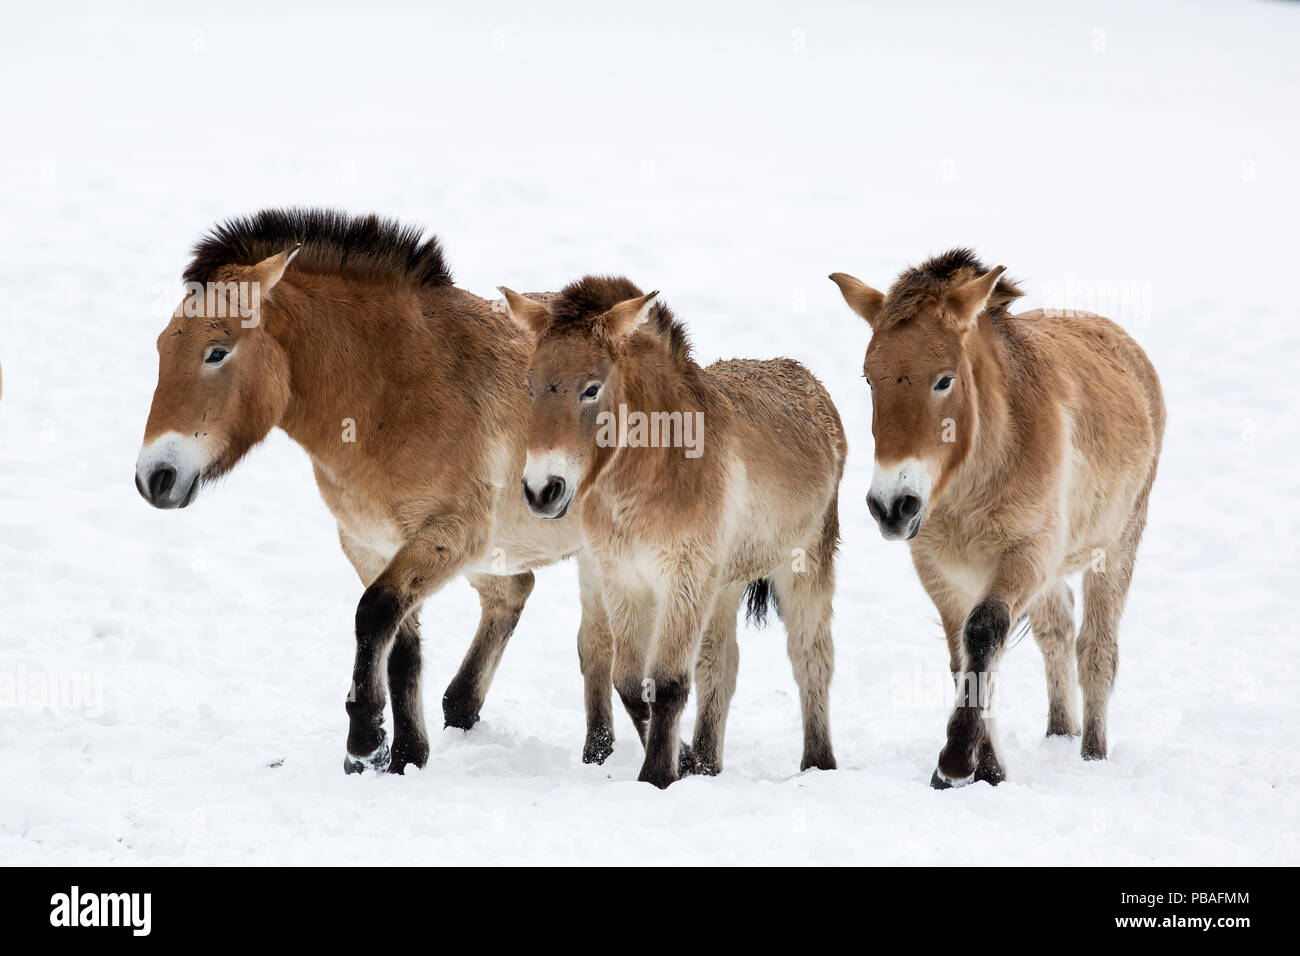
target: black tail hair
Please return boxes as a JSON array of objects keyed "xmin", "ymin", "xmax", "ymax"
[{"xmin": 744, "ymin": 579, "xmax": 778, "ymax": 628}]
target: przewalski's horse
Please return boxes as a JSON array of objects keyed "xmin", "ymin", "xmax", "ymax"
[
  {"xmin": 135, "ymin": 209, "xmax": 621, "ymax": 773},
  {"xmin": 830, "ymin": 249, "xmax": 1164, "ymax": 788},
  {"xmin": 500, "ymin": 276, "xmax": 845, "ymax": 788}
]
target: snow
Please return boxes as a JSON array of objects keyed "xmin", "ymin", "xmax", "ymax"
[{"xmin": 1, "ymin": 0, "xmax": 1298, "ymax": 865}]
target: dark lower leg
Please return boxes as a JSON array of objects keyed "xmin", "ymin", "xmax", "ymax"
[
  {"xmin": 638, "ymin": 675, "xmax": 689, "ymax": 789},
  {"xmin": 346, "ymin": 584, "xmax": 405, "ymax": 760},
  {"xmin": 616, "ymin": 681, "xmax": 650, "ymax": 746},
  {"xmin": 937, "ymin": 597, "xmax": 1008, "ymax": 782},
  {"xmin": 387, "ymin": 617, "xmax": 429, "ymax": 773},
  {"xmin": 973, "ymin": 732, "xmax": 1005, "ymax": 785}
]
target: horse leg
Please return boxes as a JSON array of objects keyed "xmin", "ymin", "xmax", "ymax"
[
  {"xmin": 1078, "ymin": 484, "xmax": 1151, "ymax": 760},
  {"xmin": 934, "ymin": 598, "xmax": 1010, "ymax": 788},
  {"xmin": 1028, "ymin": 580, "xmax": 1081, "ymax": 737},
  {"xmin": 690, "ymin": 584, "xmax": 744, "ymax": 776},
  {"xmin": 934, "ymin": 550, "xmax": 1045, "ymax": 789},
  {"xmin": 914, "ymin": 555, "xmax": 973, "ymax": 687},
  {"xmin": 772, "ymin": 549, "xmax": 838, "ymax": 772},
  {"xmin": 335, "ymin": 535, "xmax": 400, "ymax": 775},
  {"xmin": 385, "ymin": 613, "xmax": 430, "ymax": 772},
  {"xmin": 577, "ymin": 550, "xmax": 616, "ymax": 764},
  {"xmin": 441, "ymin": 571, "xmax": 535, "ymax": 731},
  {"xmin": 639, "ymin": 566, "xmax": 717, "ymax": 789},
  {"xmin": 344, "ymin": 512, "xmax": 487, "ymax": 773},
  {"xmin": 605, "ymin": 583, "xmax": 655, "ymax": 749}
]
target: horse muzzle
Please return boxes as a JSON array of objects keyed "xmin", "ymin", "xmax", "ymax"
[
  {"xmin": 521, "ymin": 475, "xmax": 572, "ymax": 519},
  {"xmin": 867, "ymin": 490, "xmax": 922, "ymax": 540},
  {"xmin": 521, "ymin": 449, "xmax": 579, "ymax": 520},
  {"xmin": 868, "ymin": 457, "xmax": 933, "ymax": 541},
  {"xmin": 135, "ymin": 433, "xmax": 205, "ymax": 510}
]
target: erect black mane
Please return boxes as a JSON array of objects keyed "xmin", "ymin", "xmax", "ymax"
[
  {"xmin": 880, "ymin": 247, "xmax": 1023, "ymax": 330},
  {"xmin": 183, "ymin": 208, "xmax": 454, "ymax": 288},
  {"xmin": 547, "ymin": 274, "xmax": 694, "ymax": 367}
]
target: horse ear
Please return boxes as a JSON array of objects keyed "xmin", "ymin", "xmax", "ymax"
[
  {"xmin": 943, "ymin": 265, "xmax": 1006, "ymax": 331},
  {"xmin": 498, "ymin": 286, "xmax": 552, "ymax": 337},
  {"xmin": 828, "ymin": 273, "xmax": 885, "ymax": 328},
  {"xmin": 600, "ymin": 290, "xmax": 660, "ymax": 340},
  {"xmin": 247, "ymin": 244, "xmax": 302, "ymax": 295}
]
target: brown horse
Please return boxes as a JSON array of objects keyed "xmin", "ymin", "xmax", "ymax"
[
  {"xmin": 501, "ymin": 276, "xmax": 845, "ymax": 788},
  {"xmin": 135, "ymin": 208, "xmax": 621, "ymax": 773},
  {"xmin": 830, "ymin": 249, "xmax": 1164, "ymax": 788}
]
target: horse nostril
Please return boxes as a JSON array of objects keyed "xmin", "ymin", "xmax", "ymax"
[
  {"xmin": 541, "ymin": 477, "xmax": 566, "ymax": 509},
  {"xmin": 148, "ymin": 466, "xmax": 177, "ymax": 502},
  {"xmin": 898, "ymin": 495, "xmax": 920, "ymax": 519},
  {"xmin": 521, "ymin": 478, "xmax": 537, "ymax": 507},
  {"xmin": 867, "ymin": 494, "xmax": 886, "ymax": 524}
]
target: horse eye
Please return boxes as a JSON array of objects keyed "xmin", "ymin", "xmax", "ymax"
[
  {"xmin": 581, "ymin": 384, "xmax": 601, "ymax": 401},
  {"xmin": 934, "ymin": 375, "xmax": 954, "ymax": 392},
  {"xmin": 205, "ymin": 347, "xmax": 229, "ymax": 365}
]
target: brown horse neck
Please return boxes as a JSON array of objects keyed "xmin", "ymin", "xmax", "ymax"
[
  {"xmin": 620, "ymin": 344, "xmax": 704, "ymax": 410},
  {"xmin": 258, "ymin": 274, "xmax": 429, "ymax": 459},
  {"xmin": 945, "ymin": 317, "xmax": 1017, "ymax": 504}
]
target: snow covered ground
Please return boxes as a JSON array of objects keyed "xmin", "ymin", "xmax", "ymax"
[{"xmin": 1, "ymin": 0, "xmax": 1298, "ymax": 865}]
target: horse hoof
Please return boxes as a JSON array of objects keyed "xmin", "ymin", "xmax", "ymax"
[
  {"xmin": 800, "ymin": 750, "xmax": 838, "ymax": 772},
  {"xmin": 582, "ymin": 727, "xmax": 615, "ymax": 765},
  {"xmin": 677, "ymin": 742, "xmax": 700, "ymax": 777},
  {"xmin": 695, "ymin": 758, "xmax": 722, "ymax": 776},
  {"xmin": 930, "ymin": 768, "xmax": 974, "ymax": 790},
  {"xmin": 638, "ymin": 768, "xmax": 678, "ymax": 790},
  {"xmin": 442, "ymin": 696, "xmax": 481, "ymax": 732},
  {"xmin": 1081, "ymin": 732, "xmax": 1108, "ymax": 761},
  {"xmin": 388, "ymin": 736, "xmax": 429, "ymax": 774},
  {"xmin": 343, "ymin": 732, "xmax": 391, "ymax": 775}
]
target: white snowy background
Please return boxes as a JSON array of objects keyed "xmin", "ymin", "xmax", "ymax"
[{"xmin": 1, "ymin": 0, "xmax": 1297, "ymax": 865}]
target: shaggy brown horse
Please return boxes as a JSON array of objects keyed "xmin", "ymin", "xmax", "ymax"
[
  {"xmin": 831, "ymin": 249, "xmax": 1164, "ymax": 788},
  {"xmin": 501, "ymin": 277, "xmax": 845, "ymax": 788},
  {"xmin": 135, "ymin": 209, "xmax": 620, "ymax": 773}
]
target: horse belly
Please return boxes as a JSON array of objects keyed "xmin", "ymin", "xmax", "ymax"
[
  {"xmin": 719, "ymin": 457, "xmax": 824, "ymax": 584},
  {"xmin": 1059, "ymin": 436, "xmax": 1145, "ymax": 575}
]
